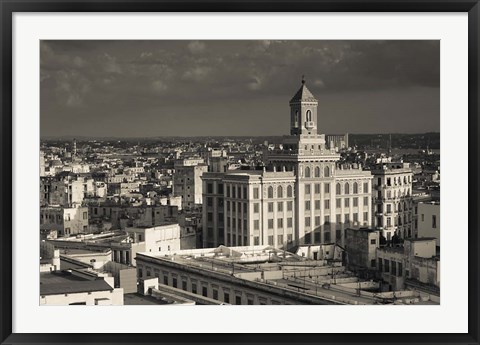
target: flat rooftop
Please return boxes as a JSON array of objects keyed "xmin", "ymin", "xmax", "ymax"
[
  {"xmin": 138, "ymin": 245, "xmax": 307, "ymax": 275},
  {"xmin": 40, "ymin": 271, "xmax": 113, "ymax": 296}
]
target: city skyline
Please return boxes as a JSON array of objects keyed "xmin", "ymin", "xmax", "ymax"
[{"xmin": 41, "ymin": 40, "xmax": 440, "ymax": 138}]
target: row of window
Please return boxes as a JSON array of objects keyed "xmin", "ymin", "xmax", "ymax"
[
  {"xmin": 302, "ymin": 165, "xmax": 330, "ymax": 178},
  {"xmin": 334, "ymin": 182, "xmax": 369, "ymax": 195},
  {"xmin": 377, "ymin": 258, "xmax": 403, "ymax": 277},
  {"xmin": 138, "ymin": 267, "xmax": 286, "ymax": 305}
]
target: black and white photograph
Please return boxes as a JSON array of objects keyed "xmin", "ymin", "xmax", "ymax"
[{"xmin": 39, "ymin": 40, "xmax": 440, "ymax": 306}]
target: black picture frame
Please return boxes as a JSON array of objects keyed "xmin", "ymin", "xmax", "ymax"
[{"xmin": 1, "ymin": 1, "xmax": 479, "ymax": 344}]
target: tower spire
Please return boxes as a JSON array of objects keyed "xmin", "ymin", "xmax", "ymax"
[{"xmin": 301, "ymin": 74, "xmax": 306, "ymax": 84}]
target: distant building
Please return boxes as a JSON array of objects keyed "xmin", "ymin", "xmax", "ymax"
[
  {"xmin": 325, "ymin": 133, "xmax": 349, "ymax": 151},
  {"xmin": 376, "ymin": 238, "xmax": 439, "ymax": 292},
  {"xmin": 40, "ymin": 206, "xmax": 89, "ymax": 237},
  {"xmin": 371, "ymin": 162, "xmax": 414, "ymax": 241},
  {"xmin": 344, "ymin": 228, "xmax": 380, "ymax": 272},
  {"xmin": 173, "ymin": 158, "xmax": 208, "ymax": 209},
  {"xmin": 416, "ymin": 202, "xmax": 440, "ymax": 246}
]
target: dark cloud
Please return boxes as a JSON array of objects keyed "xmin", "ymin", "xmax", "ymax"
[{"xmin": 40, "ymin": 40, "xmax": 439, "ymax": 137}]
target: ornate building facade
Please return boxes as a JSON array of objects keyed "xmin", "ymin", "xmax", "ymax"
[{"xmin": 202, "ymin": 79, "xmax": 373, "ymax": 249}]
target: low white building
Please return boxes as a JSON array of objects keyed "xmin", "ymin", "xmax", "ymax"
[
  {"xmin": 40, "ymin": 270, "xmax": 124, "ymax": 306},
  {"xmin": 416, "ymin": 201, "xmax": 440, "ymax": 246}
]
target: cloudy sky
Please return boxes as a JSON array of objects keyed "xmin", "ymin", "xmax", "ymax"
[{"xmin": 40, "ymin": 40, "xmax": 439, "ymax": 138}]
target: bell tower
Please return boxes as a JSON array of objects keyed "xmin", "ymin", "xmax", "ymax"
[{"xmin": 290, "ymin": 76, "xmax": 318, "ymax": 136}]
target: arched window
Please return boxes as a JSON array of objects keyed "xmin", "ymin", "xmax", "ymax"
[
  {"xmin": 345, "ymin": 183, "xmax": 350, "ymax": 194},
  {"xmin": 324, "ymin": 166, "xmax": 330, "ymax": 177},
  {"xmin": 294, "ymin": 111, "xmax": 299, "ymax": 126},
  {"xmin": 353, "ymin": 182, "xmax": 358, "ymax": 194},
  {"xmin": 305, "ymin": 166, "xmax": 311, "ymax": 178},
  {"xmin": 314, "ymin": 166, "xmax": 320, "ymax": 177},
  {"xmin": 336, "ymin": 183, "xmax": 341, "ymax": 195},
  {"xmin": 277, "ymin": 185, "xmax": 283, "ymax": 198},
  {"xmin": 287, "ymin": 185, "xmax": 293, "ymax": 197},
  {"xmin": 306, "ymin": 110, "xmax": 312, "ymax": 122},
  {"xmin": 268, "ymin": 186, "xmax": 273, "ymax": 198}
]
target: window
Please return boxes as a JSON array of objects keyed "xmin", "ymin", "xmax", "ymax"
[
  {"xmin": 391, "ymin": 261, "xmax": 397, "ymax": 276},
  {"xmin": 432, "ymin": 215, "xmax": 437, "ymax": 228},
  {"xmin": 243, "ymin": 187, "xmax": 247, "ymax": 199},
  {"xmin": 287, "ymin": 218, "xmax": 293, "ymax": 228},
  {"xmin": 305, "ymin": 201, "xmax": 311, "ymax": 211},
  {"xmin": 278, "ymin": 234, "xmax": 284, "ymax": 245},
  {"xmin": 305, "ymin": 232, "xmax": 311, "ymax": 243},
  {"xmin": 305, "ymin": 166, "xmax": 311, "ymax": 178},
  {"xmin": 235, "ymin": 295, "xmax": 242, "ymax": 305},
  {"xmin": 202, "ymin": 286, "xmax": 208, "ymax": 297},
  {"xmin": 363, "ymin": 182, "xmax": 369, "ymax": 193},
  {"xmin": 353, "ymin": 213, "xmax": 358, "ymax": 222},
  {"xmin": 287, "ymin": 185, "xmax": 293, "ymax": 197},
  {"xmin": 305, "ymin": 216, "xmax": 311, "ymax": 227},
  {"xmin": 324, "ymin": 183, "xmax": 330, "ymax": 193},
  {"xmin": 163, "ymin": 275, "xmax": 168, "ymax": 285},
  {"xmin": 213, "ymin": 289, "xmax": 218, "ymax": 300},
  {"xmin": 315, "ymin": 200, "xmax": 321, "ymax": 210},
  {"xmin": 315, "ymin": 216, "xmax": 321, "ymax": 226},
  {"xmin": 314, "ymin": 166, "xmax": 320, "ymax": 177},
  {"xmin": 336, "ymin": 229, "xmax": 341, "ymax": 239},
  {"xmin": 277, "ymin": 186, "xmax": 283, "ymax": 198},
  {"xmin": 207, "ymin": 212, "xmax": 213, "ymax": 222},
  {"xmin": 336, "ymin": 214, "xmax": 341, "ymax": 224},
  {"xmin": 336, "ymin": 199, "xmax": 341, "ymax": 208},
  {"xmin": 345, "ymin": 214, "xmax": 350, "ymax": 224},
  {"xmin": 421, "ymin": 214, "xmax": 425, "ymax": 222},
  {"xmin": 268, "ymin": 235, "xmax": 274, "ymax": 245},
  {"xmin": 306, "ymin": 109, "xmax": 312, "ymax": 121},
  {"xmin": 254, "ymin": 220, "xmax": 259, "ymax": 230},
  {"xmin": 325, "ymin": 215, "xmax": 330, "ymax": 225},
  {"xmin": 224, "ymin": 292, "xmax": 230, "ymax": 304},
  {"xmin": 324, "ymin": 232, "xmax": 331, "ymax": 242},
  {"xmin": 371, "ymin": 259, "xmax": 376, "ymax": 268},
  {"xmin": 398, "ymin": 262, "xmax": 403, "ymax": 276},
  {"xmin": 268, "ymin": 202, "xmax": 274, "ymax": 213},
  {"xmin": 232, "ymin": 186, "xmax": 236, "ymax": 198},
  {"xmin": 287, "ymin": 201, "xmax": 293, "ymax": 211},
  {"xmin": 254, "ymin": 236, "xmax": 260, "ymax": 245},
  {"xmin": 254, "ymin": 203, "xmax": 259, "ymax": 213},
  {"xmin": 353, "ymin": 197, "xmax": 358, "ymax": 207},
  {"xmin": 277, "ymin": 218, "xmax": 283, "ymax": 228},
  {"xmin": 172, "ymin": 277, "xmax": 177, "ymax": 288},
  {"xmin": 268, "ymin": 186, "xmax": 273, "ymax": 198},
  {"xmin": 207, "ymin": 183, "xmax": 213, "ymax": 194},
  {"xmin": 253, "ymin": 187, "xmax": 259, "ymax": 199},
  {"xmin": 370, "ymin": 239, "xmax": 376, "ymax": 245},
  {"xmin": 325, "ymin": 199, "xmax": 330, "ymax": 209},
  {"xmin": 336, "ymin": 183, "xmax": 341, "ymax": 194},
  {"xmin": 324, "ymin": 166, "xmax": 330, "ymax": 177},
  {"xmin": 345, "ymin": 183, "xmax": 350, "ymax": 195},
  {"xmin": 384, "ymin": 260, "xmax": 390, "ymax": 273},
  {"xmin": 363, "ymin": 196, "xmax": 369, "ymax": 206},
  {"xmin": 278, "ymin": 202, "xmax": 283, "ymax": 212},
  {"xmin": 353, "ymin": 182, "xmax": 358, "ymax": 194},
  {"xmin": 305, "ymin": 184, "xmax": 311, "ymax": 195},
  {"xmin": 83, "ymin": 212, "xmax": 87, "ymax": 220},
  {"xmin": 268, "ymin": 219, "xmax": 274, "ymax": 229},
  {"xmin": 314, "ymin": 183, "xmax": 320, "ymax": 194},
  {"xmin": 218, "ymin": 183, "xmax": 224, "ymax": 195},
  {"xmin": 344, "ymin": 198, "xmax": 350, "ymax": 207},
  {"xmin": 182, "ymin": 280, "xmax": 187, "ymax": 290}
]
